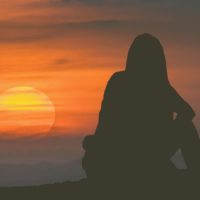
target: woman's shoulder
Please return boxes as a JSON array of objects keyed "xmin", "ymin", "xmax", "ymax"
[
  {"xmin": 109, "ymin": 71, "xmax": 126, "ymax": 83},
  {"xmin": 104, "ymin": 71, "xmax": 126, "ymax": 95}
]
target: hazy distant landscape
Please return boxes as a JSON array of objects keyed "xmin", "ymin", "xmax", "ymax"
[
  {"xmin": 0, "ymin": 134, "xmax": 86, "ymax": 187},
  {"xmin": 0, "ymin": 160, "xmax": 86, "ymax": 187}
]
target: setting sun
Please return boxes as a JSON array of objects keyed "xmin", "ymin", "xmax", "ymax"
[{"xmin": 0, "ymin": 86, "xmax": 55, "ymax": 137}]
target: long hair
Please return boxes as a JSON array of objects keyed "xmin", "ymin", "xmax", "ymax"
[{"xmin": 125, "ymin": 33, "xmax": 169, "ymax": 86}]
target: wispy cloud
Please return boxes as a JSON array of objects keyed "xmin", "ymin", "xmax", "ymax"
[
  {"xmin": 53, "ymin": 0, "xmax": 200, "ymax": 7},
  {"xmin": 0, "ymin": 19, "xmax": 123, "ymax": 43}
]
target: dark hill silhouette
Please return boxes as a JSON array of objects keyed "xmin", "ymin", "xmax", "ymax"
[{"xmin": 0, "ymin": 33, "xmax": 199, "ymax": 200}]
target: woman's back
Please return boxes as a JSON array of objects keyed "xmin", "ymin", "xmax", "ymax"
[{"xmin": 98, "ymin": 71, "xmax": 178, "ymax": 167}]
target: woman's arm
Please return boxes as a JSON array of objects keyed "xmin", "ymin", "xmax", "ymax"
[
  {"xmin": 169, "ymin": 86, "xmax": 195, "ymax": 122},
  {"xmin": 169, "ymin": 86, "xmax": 200, "ymax": 174},
  {"xmin": 180, "ymin": 122, "xmax": 200, "ymax": 175}
]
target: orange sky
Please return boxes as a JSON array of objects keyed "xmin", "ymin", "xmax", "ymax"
[{"xmin": 0, "ymin": 0, "xmax": 199, "ymax": 137}]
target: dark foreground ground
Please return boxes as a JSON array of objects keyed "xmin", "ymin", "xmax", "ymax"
[
  {"xmin": 0, "ymin": 177, "xmax": 198, "ymax": 200},
  {"xmin": 0, "ymin": 179, "xmax": 91, "ymax": 200},
  {"xmin": 0, "ymin": 180, "xmax": 124, "ymax": 200}
]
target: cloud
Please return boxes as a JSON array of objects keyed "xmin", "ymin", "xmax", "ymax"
[
  {"xmin": 46, "ymin": 58, "xmax": 72, "ymax": 71},
  {"xmin": 0, "ymin": 19, "xmax": 123, "ymax": 43},
  {"xmin": 54, "ymin": 58, "xmax": 70, "ymax": 65},
  {"xmin": 0, "ymin": 14, "xmax": 199, "ymax": 56},
  {"xmin": 59, "ymin": 0, "xmax": 200, "ymax": 8},
  {"xmin": 1, "ymin": 0, "xmax": 199, "ymax": 45}
]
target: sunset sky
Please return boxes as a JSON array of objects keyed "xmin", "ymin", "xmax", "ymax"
[
  {"xmin": 0, "ymin": 0, "xmax": 199, "ymax": 136},
  {"xmin": 0, "ymin": 0, "xmax": 199, "ymax": 186}
]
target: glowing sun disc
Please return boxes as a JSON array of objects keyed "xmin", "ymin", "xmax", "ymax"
[{"xmin": 0, "ymin": 86, "xmax": 55, "ymax": 136}]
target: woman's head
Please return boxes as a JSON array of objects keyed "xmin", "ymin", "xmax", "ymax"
[{"xmin": 125, "ymin": 33, "xmax": 169, "ymax": 85}]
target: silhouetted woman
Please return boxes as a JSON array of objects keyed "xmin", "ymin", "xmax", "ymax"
[{"xmin": 82, "ymin": 33, "xmax": 200, "ymax": 197}]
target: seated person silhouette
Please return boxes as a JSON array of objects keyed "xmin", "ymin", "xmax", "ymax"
[{"xmin": 82, "ymin": 33, "xmax": 200, "ymax": 197}]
